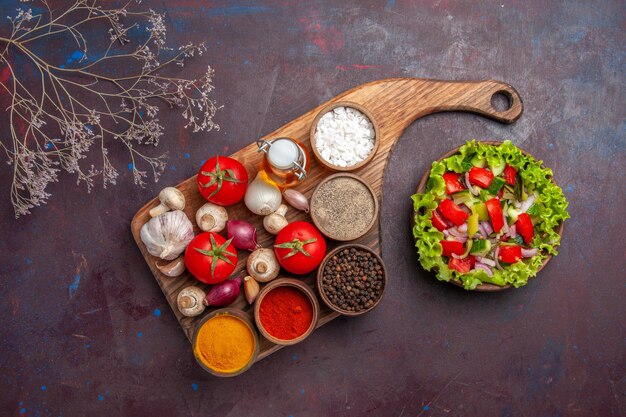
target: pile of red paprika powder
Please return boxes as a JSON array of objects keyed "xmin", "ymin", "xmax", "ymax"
[{"xmin": 258, "ymin": 286, "xmax": 313, "ymax": 340}]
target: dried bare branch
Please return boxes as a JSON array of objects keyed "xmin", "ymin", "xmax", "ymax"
[{"xmin": 0, "ymin": 0, "xmax": 220, "ymax": 217}]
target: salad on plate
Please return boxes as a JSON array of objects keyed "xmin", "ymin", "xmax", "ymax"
[{"xmin": 411, "ymin": 140, "xmax": 569, "ymax": 290}]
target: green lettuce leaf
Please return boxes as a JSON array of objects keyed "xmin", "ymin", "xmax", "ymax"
[{"xmin": 411, "ymin": 140, "xmax": 570, "ymax": 290}]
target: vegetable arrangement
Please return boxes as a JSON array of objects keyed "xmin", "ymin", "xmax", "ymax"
[
  {"xmin": 412, "ymin": 140, "xmax": 569, "ymax": 290},
  {"xmin": 140, "ymin": 153, "xmax": 326, "ymax": 313}
]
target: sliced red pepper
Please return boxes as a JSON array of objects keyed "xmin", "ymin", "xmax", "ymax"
[
  {"xmin": 438, "ymin": 199, "xmax": 469, "ymax": 226},
  {"xmin": 431, "ymin": 209, "xmax": 449, "ymax": 232},
  {"xmin": 498, "ymin": 245, "xmax": 522, "ymax": 263},
  {"xmin": 468, "ymin": 167, "xmax": 494, "ymax": 188},
  {"xmin": 515, "ymin": 213, "xmax": 534, "ymax": 245},
  {"xmin": 440, "ymin": 240, "xmax": 465, "ymax": 257},
  {"xmin": 503, "ymin": 164, "xmax": 517, "ymax": 186},
  {"xmin": 485, "ymin": 198, "xmax": 504, "ymax": 233},
  {"xmin": 443, "ymin": 172, "xmax": 466, "ymax": 194},
  {"xmin": 448, "ymin": 255, "xmax": 476, "ymax": 273}
]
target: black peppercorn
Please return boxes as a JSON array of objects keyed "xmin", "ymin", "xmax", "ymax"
[{"xmin": 321, "ymin": 247, "xmax": 384, "ymax": 313}]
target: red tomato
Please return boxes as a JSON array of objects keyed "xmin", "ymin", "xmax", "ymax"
[
  {"xmin": 485, "ymin": 198, "xmax": 504, "ymax": 232},
  {"xmin": 438, "ymin": 199, "xmax": 469, "ymax": 226},
  {"xmin": 468, "ymin": 167, "xmax": 494, "ymax": 188},
  {"xmin": 197, "ymin": 156, "xmax": 248, "ymax": 206},
  {"xmin": 448, "ymin": 256, "xmax": 475, "ymax": 273},
  {"xmin": 431, "ymin": 209, "xmax": 449, "ymax": 232},
  {"xmin": 498, "ymin": 245, "xmax": 522, "ymax": 263},
  {"xmin": 440, "ymin": 240, "xmax": 465, "ymax": 257},
  {"xmin": 443, "ymin": 172, "xmax": 466, "ymax": 194},
  {"xmin": 503, "ymin": 164, "xmax": 517, "ymax": 186},
  {"xmin": 515, "ymin": 213, "xmax": 534, "ymax": 245},
  {"xmin": 185, "ymin": 232, "xmax": 238, "ymax": 284},
  {"xmin": 274, "ymin": 222, "xmax": 326, "ymax": 274}
]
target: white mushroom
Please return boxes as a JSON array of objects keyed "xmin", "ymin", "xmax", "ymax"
[
  {"xmin": 195, "ymin": 202, "xmax": 228, "ymax": 233},
  {"xmin": 246, "ymin": 248, "xmax": 280, "ymax": 282},
  {"xmin": 177, "ymin": 286, "xmax": 206, "ymax": 317},
  {"xmin": 156, "ymin": 256, "xmax": 186, "ymax": 277},
  {"xmin": 263, "ymin": 204, "xmax": 288, "ymax": 235},
  {"xmin": 149, "ymin": 187, "xmax": 185, "ymax": 217}
]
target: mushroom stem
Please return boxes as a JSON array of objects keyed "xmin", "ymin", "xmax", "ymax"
[
  {"xmin": 179, "ymin": 295, "xmax": 196, "ymax": 309},
  {"xmin": 149, "ymin": 203, "xmax": 169, "ymax": 217},
  {"xmin": 255, "ymin": 262, "xmax": 268, "ymax": 274},
  {"xmin": 246, "ymin": 248, "xmax": 280, "ymax": 282},
  {"xmin": 177, "ymin": 286, "xmax": 206, "ymax": 317},
  {"xmin": 200, "ymin": 213, "xmax": 216, "ymax": 231}
]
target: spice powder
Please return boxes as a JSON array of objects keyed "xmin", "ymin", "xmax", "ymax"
[
  {"xmin": 311, "ymin": 176, "xmax": 376, "ymax": 240},
  {"xmin": 194, "ymin": 314, "xmax": 255, "ymax": 373},
  {"xmin": 259, "ymin": 286, "xmax": 313, "ymax": 340}
]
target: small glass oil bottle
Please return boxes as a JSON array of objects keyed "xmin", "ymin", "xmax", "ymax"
[{"xmin": 256, "ymin": 137, "xmax": 310, "ymax": 188}]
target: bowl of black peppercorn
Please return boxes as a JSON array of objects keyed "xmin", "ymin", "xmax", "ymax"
[{"xmin": 317, "ymin": 244, "xmax": 387, "ymax": 316}]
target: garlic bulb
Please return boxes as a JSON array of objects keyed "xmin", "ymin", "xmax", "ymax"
[
  {"xmin": 140, "ymin": 210, "xmax": 194, "ymax": 260},
  {"xmin": 244, "ymin": 171, "xmax": 282, "ymax": 215}
]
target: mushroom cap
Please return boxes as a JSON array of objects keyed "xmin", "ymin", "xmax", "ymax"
[{"xmin": 159, "ymin": 187, "xmax": 185, "ymax": 210}]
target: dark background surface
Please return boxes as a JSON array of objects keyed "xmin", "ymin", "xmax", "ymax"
[{"xmin": 1, "ymin": 1, "xmax": 624, "ymax": 416}]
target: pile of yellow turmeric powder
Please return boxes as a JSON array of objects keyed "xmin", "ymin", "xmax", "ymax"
[{"xmin": 194, "ymin": 314, "xmax": 255, "ymax": 373}]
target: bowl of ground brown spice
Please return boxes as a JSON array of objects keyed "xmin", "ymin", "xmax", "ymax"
[
  {"xmin": 317, "ymin": 244, "xmax": 386, "ymax": 316},
  {"xmin": 309, "ymin": 173, "xmax": 378, "ymax": 241}
]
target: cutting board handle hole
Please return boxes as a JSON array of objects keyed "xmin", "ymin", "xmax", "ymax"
[{"xmin": 491, "ymin": 91, "xmax": 512, "ymax": 112}]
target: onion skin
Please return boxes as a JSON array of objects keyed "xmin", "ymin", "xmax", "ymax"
[
  {"xmin": 203, "ymin": 275, "xmax": 243, "ymax": 307},
  {"xmin": 226, "ymin": 220, "xmax": 258, "ymax": 251},
  {"xmin": 283, "ymin": 189, "xmax": 309, "ymax": 212}
]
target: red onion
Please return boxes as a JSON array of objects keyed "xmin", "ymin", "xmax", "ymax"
[
  {"xmin": 466, "ymin": 173, "xmax": 479, "ymax": 196},
  {"xmin": 476, "ymin": 256, "xmax": 496, "ymax": 267},
  {"xmin": 494, "ymin": 246, "xmax": 504, "ymax": 270},
  {"xmin": 203, "ymin": 275, "xmax": 243, "ymax": 307},
  {"xmin": 477, "ymin": 223, "xmax": 487, "ymax": 238},
  {"xmin": 226, "ymin": 220, "xmax": 259, "ymax": 251},
  {"xmin": 474, "ymin": 262, "xmax": 493, "ymax": 276},
  {"xmin": 458, "ymin": 223, "xmax": 468, "ymax": 233},
  {"xmin": 480, "ymin": 221, "xmax": 493, "ymax": 236},
  {"xmin": 448, "ymin": 227, "xmax": 468, "ymax": 238},
  {"xmin": 521, "ymin": 248, "xmax": 538, "ymax": 258},
  {"xmin": 509, "ymin": 224, "xmax": 517, "ymax": 238}
]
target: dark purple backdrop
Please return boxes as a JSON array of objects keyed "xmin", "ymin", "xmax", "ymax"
[{"xmin": 1, "ymin": 1, "xmax": 624, "ymax": 416}]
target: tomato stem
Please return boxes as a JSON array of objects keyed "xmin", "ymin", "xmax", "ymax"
[
  {"xmin": 274, "ymin": 238, "xmax": 317, "ymax": 259},
  {"xmin": 199, "ymin": 156, "xmax": 242, "ymax": 198},
  {"xmin": 194, "ymin": 235, "xmax": 236, "ymax": 277}
]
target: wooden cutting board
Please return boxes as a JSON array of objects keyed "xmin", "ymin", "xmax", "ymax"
[{"xmin": 130, "ymin": 77, "xmax": 523, "ymax": 366}]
